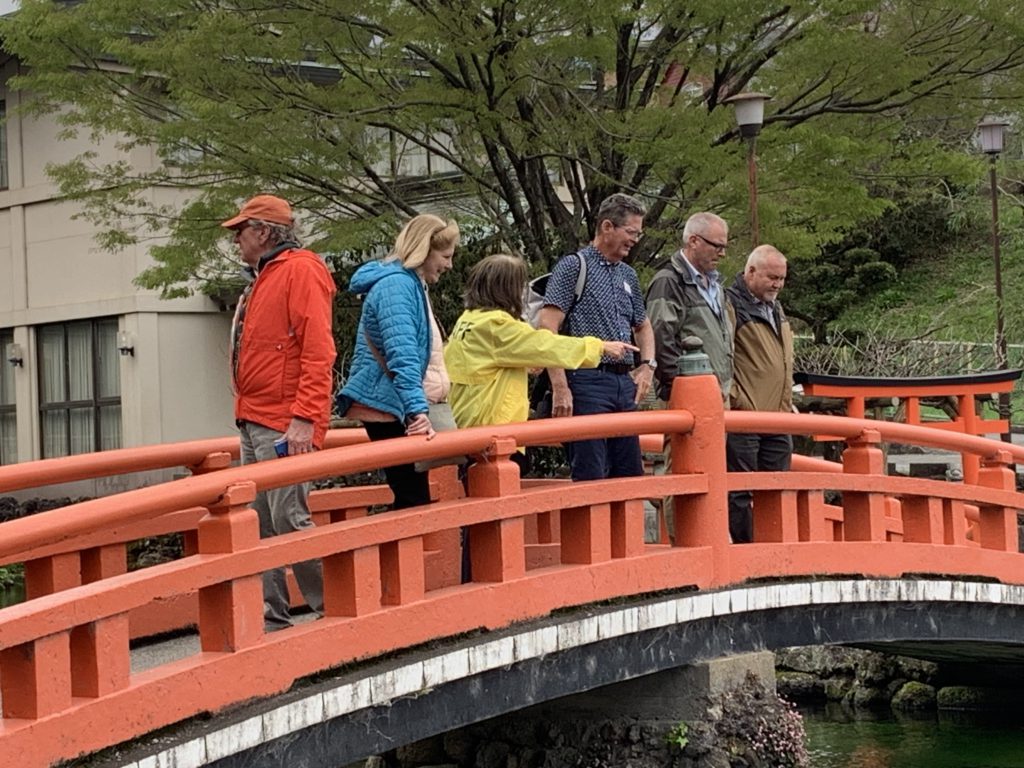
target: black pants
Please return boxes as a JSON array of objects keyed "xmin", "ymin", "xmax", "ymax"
[
  {"xmin": 363, "ymin": 420, "xmax": 432, "ymax": 510},
  {"xmin": 726, "ymin": 432, "xmax": 793, "ymax": 543}
]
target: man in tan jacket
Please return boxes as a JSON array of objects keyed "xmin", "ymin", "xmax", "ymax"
[{"xmin": 725, "ymin": 245, "xmax": 794, "ymax": 543}]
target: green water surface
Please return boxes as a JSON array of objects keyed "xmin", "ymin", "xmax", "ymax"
[{"xmin": 804, "ymin": 706, "xmax": 1024, "ymax": 768}]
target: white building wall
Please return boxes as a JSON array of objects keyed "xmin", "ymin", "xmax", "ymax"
[{"xmin": 0, "ymin": 57, "xmax": 240, "ymax": 475}]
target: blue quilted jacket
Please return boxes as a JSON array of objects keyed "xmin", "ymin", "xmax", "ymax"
[{"xmin": 338, "ymin": 260, "xmax": 431, "ymax": 421}]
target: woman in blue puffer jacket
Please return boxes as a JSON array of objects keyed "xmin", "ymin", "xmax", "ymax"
[{"xmin": 338, "ymin": 214, "xmax": 459, "ymax": 509}]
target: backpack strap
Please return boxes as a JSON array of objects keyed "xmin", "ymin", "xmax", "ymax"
[
  {"xmin": 364, "ymin": 329, "xmax": 396, "ymax": 380},
  {"xmin": 572, "ymin": 250, "xmax": 587, "ymax": 303},
  {"xmin": 562, "ymin": 250, "xmax": 588, "ymax": 328}
]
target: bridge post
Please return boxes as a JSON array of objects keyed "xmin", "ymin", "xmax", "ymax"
[
  {"xmin": 187, "ymin": 451, "xmax": 234, "ymax": 556},
  {"xmin": 197, "ymin": 481, "xmax": 263, "ymax": 651},
  {"xmin": 24, "ymin": 551, "xmax": 80, "ymax": 599},
  {"xmin": 667, "ymin": 374, "xmax": 729, "ymax": 581},
  {"xmin": 0, "ymin": 631, "xmax": 72, "ymax": 719},
  {"xmin": 467, "ymin": 437, "xmax": 526, "ymax": 582},
  {"xmin": 901, "ymin": 497, "xmax": 944, "ymax": 544},
  {"xmin": 978, "ymin": 449, "xmax": 1020, "ymax": 552},
  {"xmin": 842, "ymin": 429, "xmax": 887, "ymax": 541},
  {"xmin": 70, "ymin": 544, "xmax": 130, "ymax": 698},
  {"xmin": 324, "ymin": 545, "xmax": 382, "ymax": 617}
]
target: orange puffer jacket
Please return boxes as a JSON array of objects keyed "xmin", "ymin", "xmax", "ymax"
[{"xmin": 232, "ymin": 248, "xmax": 337, "ymax": 447}]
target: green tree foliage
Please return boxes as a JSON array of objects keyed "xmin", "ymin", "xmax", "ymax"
[
  {"xmin": 786, "ymin": 198, "xmax": 959, "ymax": 341},
  {"xmin": 4, "ymin": 0, "xmax": 1024, "ymax": 335}
]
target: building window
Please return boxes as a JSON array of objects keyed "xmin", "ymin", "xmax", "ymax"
[
  {"xmin": 0, "ymin": 328, "xmax": 14, "ymax": 465},
  {"xmin": 38, "ymin": 318, "xmax": 121, "ymax": 458},
  {"xmin": 366, "ymin": 126, "xmax": 458, "ymax": 180}
]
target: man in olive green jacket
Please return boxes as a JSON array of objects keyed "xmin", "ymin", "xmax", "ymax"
[
  {"xmin": 646, "ymin": 212, "xmax": 734, "ymax": 402},
  {"xmin": 726, "ymin": 245, "xmax": 794, "ymax": 543}
]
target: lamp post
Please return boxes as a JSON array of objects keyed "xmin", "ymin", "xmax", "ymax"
[
  {"xmin": 724, "ymin": 92, "xmax": 770, "ymax": 246},
  {"xmin": 978, "ymin": 117, "xmax": 1011, "ymax": 441}
]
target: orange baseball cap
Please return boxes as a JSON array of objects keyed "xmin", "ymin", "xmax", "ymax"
[{"xmin": 221, "ymin": 194, "xmax": 293, "ymax": 229}]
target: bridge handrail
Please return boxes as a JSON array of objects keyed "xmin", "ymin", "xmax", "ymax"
[
  {"xmin": 0, "ymin": 430, "xmax": 373, "ymax": 495},
  {"xmin": 0, "ymin": 410, "xmax": 695, "ymax": 562},
  {"xmin": 1, "ymin": 408, "xmax": 1018, "ymax": 565},
  {"xmin": 5, "ymin": 461, "xmax": 1021, "ymax": 651},
  {"xmin": 726, "ymin": 410, "xmax": 1024, "ymax": 462},
  {"xmin": 0, "ymin": 474, "xmax": 711, "ymax": 649},
  {"xmin": 729, "ymin": 470, "xmax": 1018, "ymax": 505}
]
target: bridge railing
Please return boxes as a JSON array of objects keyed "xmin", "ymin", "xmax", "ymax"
[
  {"xmin": 0, "ymin": 423, "xmax": 675, "ymax": 637},
  {"xmin": 0, "ymin": 373, "xmax": 1021, "ymax": 767},
  {"xmin": 0, "ymin": 428, "xmax": 391, "ymax": 635}
]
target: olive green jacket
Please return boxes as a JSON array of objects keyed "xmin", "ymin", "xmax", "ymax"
[{"xmin": 646, "ymin": 250, "xmax": 734, "ymax": 402}]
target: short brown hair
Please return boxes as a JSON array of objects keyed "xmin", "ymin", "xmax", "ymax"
[
  {"xmin": 595, "ymin": 193, "xmax": 646, "ymax": 229},
  {"xmin": 464, "ymin": 253, "xmax": 528, "ymax": 318}
]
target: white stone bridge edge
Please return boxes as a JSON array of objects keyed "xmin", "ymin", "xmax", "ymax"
[{"xmin": 122, "ymin": 578, "xmax": 1024, "ymax": 768}]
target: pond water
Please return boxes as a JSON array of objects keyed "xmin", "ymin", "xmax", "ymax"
[{"xmin": 804, "ymin": 704, "xmax": 1024, "ymax": 768}]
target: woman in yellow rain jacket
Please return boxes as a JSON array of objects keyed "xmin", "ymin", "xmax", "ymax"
[{"xmin": 444, "ymin": 253, "xmax": 636, "ymax": 471}]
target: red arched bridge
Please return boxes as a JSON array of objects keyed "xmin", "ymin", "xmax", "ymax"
[{"xmin": 0, "ymin": 373, "xmax": 1022, "ymax": 767}]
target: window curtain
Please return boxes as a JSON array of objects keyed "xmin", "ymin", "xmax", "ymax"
[
  {"xmin": 39, "ymin": 319, "xmax": 121, "ymax": 458},
  {"xmin": 67, "ymin": 322, "xmax": 95, "ymax": 455},
  {"xmin": 40, "ymin": 325, "xmax": 68, "ymax": 458}
]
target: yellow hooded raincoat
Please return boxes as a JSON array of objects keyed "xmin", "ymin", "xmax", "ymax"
[{"xmin": 444, "ymin": 309, "xmax": 604, "ymax": 428}]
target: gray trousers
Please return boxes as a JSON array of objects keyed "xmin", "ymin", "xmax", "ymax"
[{"xmin": 239, "ymin": 421, "xmax": 324, "ymax": 629}]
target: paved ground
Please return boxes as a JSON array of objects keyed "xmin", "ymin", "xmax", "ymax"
[
  {"xmin": 131, "ymin": 610, "xmax": 319, "ymax": 674},
  {"xmin": 887, "ymin": 429, "xmax": 1024, "ymax": 480}
]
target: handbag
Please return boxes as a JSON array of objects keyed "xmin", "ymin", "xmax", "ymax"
[
  {"xmin": 414, "ymin": 401, "xmax": 467, "ymax": 472},
  {"xmin": 363, "ymin": 330, "xmax": 466, "ymax": 471}
]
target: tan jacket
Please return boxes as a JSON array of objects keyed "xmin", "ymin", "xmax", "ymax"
[{"xmin": 726, "ymin": 274, "xmax": 793, "ymax": 413}]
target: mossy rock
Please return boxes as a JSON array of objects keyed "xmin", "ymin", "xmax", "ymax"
[
  {"xmin": 776, "ymin": 671, "xmax": 824, "ymax": 703},
  {"xmin": 855, "ymin": 653, "xmax": 898, "ymax": 686},
  {"xmin": 775, "ymin": 646, "xmax": 865, "ymax": 676},
  {"xmin": 891, "ymin": 681, "xmax": 936, "ymax": 711},
  {"xmin": 823, "ymin": 677, "xmax": 853, "ymax": 701},
  {"xmin": 937, "ymin": 686, "xmax": 1018, "ymax": 711},
  {"xmin": 852, "ymin": 685, "xmax": 889, "ymax": 708}
]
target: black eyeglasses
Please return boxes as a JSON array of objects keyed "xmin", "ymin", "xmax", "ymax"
[
  {"xmin": 614, "ymin": 224, "xmax": 644, "ymax": 240},
  {"xmin": 694, "ymin": 233, "xmax": 728, "ymax": 252}
]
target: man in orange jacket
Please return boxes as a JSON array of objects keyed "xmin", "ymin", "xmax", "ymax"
[{"xmin": 223, "ymin": 194, "xmax": 337, "ymax": 631}]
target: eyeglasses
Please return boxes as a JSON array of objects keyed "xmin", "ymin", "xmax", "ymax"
[
  {"xmin": 694, "ymin": 233, "xmax": 728, "ymax": 252},
  {"xmin": 615, "ymin": 225, "xmax": 644, "ymax": 240}
]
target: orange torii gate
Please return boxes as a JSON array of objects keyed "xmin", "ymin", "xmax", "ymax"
[{"xmin": 795, "ymin": 370, "xmax": 1023, "ymax": 484}]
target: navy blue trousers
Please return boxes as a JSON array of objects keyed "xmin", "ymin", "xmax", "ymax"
[{"xmin": 565, "ymin": 368, "xmax": 643, "ymax": 481}]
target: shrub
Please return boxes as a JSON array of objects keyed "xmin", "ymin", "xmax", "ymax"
[{"xmin": 712, "ymin": 673, "xmax": 809, "ymax": 768}]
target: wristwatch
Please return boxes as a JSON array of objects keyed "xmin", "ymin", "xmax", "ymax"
[{"xmin": 640, "ymin": 359, "xmax": 658, "ymax": 370}]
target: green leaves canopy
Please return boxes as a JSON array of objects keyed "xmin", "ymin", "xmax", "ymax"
[{"xmin": 5, "ymin": 0, "xmax": 1024, "ymax": 310}]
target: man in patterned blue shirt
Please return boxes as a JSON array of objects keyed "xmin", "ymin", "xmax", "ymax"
[{"xmin": 537, "ymin": 193, "xmax": 657, "ymax": 480}]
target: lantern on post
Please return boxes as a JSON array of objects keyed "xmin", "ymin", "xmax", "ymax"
[{"xmin": 724, "ymin": 92, "xmax": 770, "ymax": 246}]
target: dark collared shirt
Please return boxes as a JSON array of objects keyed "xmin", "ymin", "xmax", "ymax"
[{"xmin": 543, "ymin": 245, "xmax": 646, "ymax": 364}]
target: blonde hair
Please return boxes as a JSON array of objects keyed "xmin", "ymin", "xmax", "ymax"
[{"xmin": 389, "ymin": 214, "xmax": 460, "ymax": 269}]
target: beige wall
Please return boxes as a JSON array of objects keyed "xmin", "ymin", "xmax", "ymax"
[
  {"xmin": 154, "ymin": 312, "xmax": 236, "ymax": 444},
  {"xmin": 0, "ymin": 60, "xmax": 240, "ymax": 469}
]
